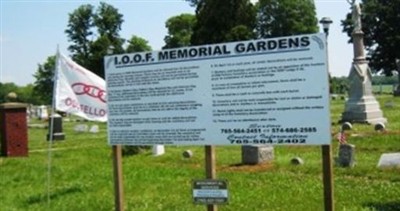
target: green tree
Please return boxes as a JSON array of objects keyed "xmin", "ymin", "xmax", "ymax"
[
  {"xmin": 65, "ymin": 4, "xmax": 94, "ymax": 69},
  {"xmin": 87, "ymin": 35, "xmax": 113, "ymax": 78},
  {"xmin": 17, "ymin": 84, "xmax": 43, "ymax": 105},
  {"xmin": 0, "ymin": 82, "xmax": 19, "ymax": 103},
  {"xmin": 94, "ymin": 3, "xmax": 122, "ymax": 39},
  {"xmin": 341, "ymin": 0, "xmax": 400, "ymax": 77},
  {"xmin": 163, "ymin": 13, "xmax": 196, "ymax": 49},
  {"xmin": 126, "ymin": 35, "xmax": 152, "ymax": 53},
  {"xmin": 93, "ymin": 2, "xmax": 124, "ymax": 54},
  {"xmin": 33, "ymin": 2, "xmax": 126, "ymax": 104},
  {"xmin": 65, "ymin": 2, "xmax": 124, "ymax": 78},
  {"xmin": 256, "ymin": 0, "xmax": 318, "ymax": 38},
  {"xmin": 32, "ymin": 56, "xmax": 56, "ymax": 104},
  {"xmin": 0, "ymin": 83, "xmax": 43, "ymax": 104},
  {"xmin": 330, "ymin": 76, "xmax": 349, "ymax": 94},
  {"xmin": 189, "ymin": 0, "xmax": 256, "ymax": 45}
]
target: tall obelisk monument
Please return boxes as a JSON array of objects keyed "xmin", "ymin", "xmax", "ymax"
[{"xmin": 340, "ymin": 2, "xmax": 387, "ymax": 124}]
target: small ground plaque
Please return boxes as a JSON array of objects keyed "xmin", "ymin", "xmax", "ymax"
[{"xmin": 193, "ymin": 179, "xmax": 228, "ymax": 205}]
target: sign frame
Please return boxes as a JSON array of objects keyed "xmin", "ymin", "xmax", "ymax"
[{"xmin": 192, "ymin": 179, "xmax": 228, "ymax": 205}]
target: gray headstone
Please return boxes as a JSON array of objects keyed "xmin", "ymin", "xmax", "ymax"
[
  {"xmin": 340, "ymin": 4, "xmax": 387, "ymax": 124},
  {"xmin": 336, "ymin": 144, "xmax": 356, "ymax": 168},
  {"xmin": 377, "ymin": 153, "xmax": 400, "ymax": 168},
  {"xmin": 394, "ymin": 59, "xmax": 400, "ymax": 96},
  {"xmin": 47, "ymin": 114, "xmax": 65, "ymax": 141},
  {"xmin": 241, "ymin": 145, "xmax": 274, "ymax": 165}
]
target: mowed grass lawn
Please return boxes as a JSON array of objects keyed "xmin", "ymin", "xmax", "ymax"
[{"xmin": 1, "ymin": 95, "xmax": 400, "ymax": 211}]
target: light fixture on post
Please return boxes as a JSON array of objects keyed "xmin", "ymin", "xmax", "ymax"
[
  {"xmin": 319, "ymin": 17, "xmax": 333, "ymax": 37},
  {"xmin": 107, "ymin": 45, "xmax": 115, "ymax": 55}
]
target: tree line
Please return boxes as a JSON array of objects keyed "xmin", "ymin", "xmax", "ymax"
[{"xmin": 3, "ymin": 0, "xmax": 399, "ymax": 105}]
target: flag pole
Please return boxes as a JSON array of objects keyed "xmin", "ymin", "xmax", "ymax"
[{"xmin": 47, "ymin": 45, "xmax": 60, "ymax": 207}]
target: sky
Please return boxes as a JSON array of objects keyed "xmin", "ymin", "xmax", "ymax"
[{"xmin": 1, "ymin": 0, "xmax": 356, "ymax": 86}]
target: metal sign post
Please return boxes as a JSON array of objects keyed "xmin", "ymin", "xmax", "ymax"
[
  {"xmin": 205, "ymin": 145, "xmax": 217, "ymax": 211},
  {"xmin": 112, "ymin": 145, "xmax": 124, "ymax": 211},
  {"xmin": 322, "ymin": 145, "xmax": 334, "ymax": 211}
]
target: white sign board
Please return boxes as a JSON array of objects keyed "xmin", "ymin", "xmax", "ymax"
[{"xmin": 105, "ymin": 33, "xmax": 331, "ymax": 145}]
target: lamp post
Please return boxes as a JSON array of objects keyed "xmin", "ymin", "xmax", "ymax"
[
  {"xmin": 319, "ymin": 16, "xmax": 334, "ymax": 211},
  {"xmin": 319, "ymin": 17, "xmax": 333, "ymax": 37},
  {"xmin": 107, "ymin": 45, "xmax": 115, "ymax": 55}
]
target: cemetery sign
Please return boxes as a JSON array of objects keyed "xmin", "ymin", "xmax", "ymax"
[{"xmin": 105, "ymin": 33, "xmax": 331, "ymax": 146}]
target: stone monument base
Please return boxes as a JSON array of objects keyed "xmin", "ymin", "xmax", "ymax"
[
  {"xmin": 47, "ymin": 133, "xmax": 65, "ymax": 141},
  {"xmin": 340, "ymin": 96, "xmax": 387, "ymax": 124},
  {"xmin": 241, "ymin": 145, "xmax": 274, "ymax": 165}
]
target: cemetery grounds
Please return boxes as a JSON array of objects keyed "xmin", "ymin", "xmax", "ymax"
[{"xmin": 0, "ymin": 95, "xmax": 399, "ymax": 210}]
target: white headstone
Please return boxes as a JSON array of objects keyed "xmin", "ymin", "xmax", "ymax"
[
  {"xmin": 89, "ymin": 125, "xmax": 99, "ymax": 133},
  {"xmin": 38, "ymin": 105, "xmax": 48, "ymax": 120},
  {"xmin": 377, "ymin": 153, "xmax": 400, "ymax": 168},
  {"xmin": 26, "ymin": 107, "xmax": 30, "ymax": 123},
  {"xmin": 74, "ymin": 124, "xmax": 88, "ymax": 132},
  {"xmin": 152, "ymin": 145, "xmax": 165, "ymax": 156}
]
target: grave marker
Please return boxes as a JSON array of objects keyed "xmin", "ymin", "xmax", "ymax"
[
  {"xmin": 74, "ymin": 124, "xmax": 88, "ymax": 132},
  {"xmin": 377, "ymin": 153, "xmax": 400, "ymax": 168},
  {"xmin": 152, "ymin": 145, "xmax": 165, "ymax": 156},
  {"xmin": 337, "ymin": 144, "xmax": 356, "ymax": 167},
  {"xmin": 47, "ymin": 113, "xmax": 65, "ymax": 141},
  {"xmin": 38, "ymin": 105, "xmax": 48, "ymax": 120},
  {"xmin": 241, "ymin": 145, "xmax": 274, "ymax": 165},
  {"xmin": 340, "ymin": 2, "xmax": 386, "ymax": 124},
  {"xmin": 89, "ymin": 125, "xmax": 100, "ymax": 133}
]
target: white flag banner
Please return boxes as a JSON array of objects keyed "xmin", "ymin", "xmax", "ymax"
[{"xmin": 55, "ymin": 53, "xmax": 107, "ymax": 122}]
